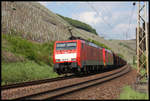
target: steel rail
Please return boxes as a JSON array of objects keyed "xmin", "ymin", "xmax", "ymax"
[
  {"xmin": 51, "ymin": 65, "xmax": 131, "ymax": 100},
  {"xmin": 14, "ymin": 65, "xmax": 130, "ymax": 100},
  {"xmin": 1, "ymin": 74, "xmax": 75, "ymax": 90}
]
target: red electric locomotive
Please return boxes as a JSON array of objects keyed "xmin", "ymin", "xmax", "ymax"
[{"xmin": 53, "ymin": 39, "xmax": 114, "ymax": 75}]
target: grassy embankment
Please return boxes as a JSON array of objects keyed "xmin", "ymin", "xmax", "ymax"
[
  {"xmin": 119, "ymin": 53, "xmax": 148, "ymax": 99},
  {"xmin": 2, "ymin": 33, "xmax": 59, "ymax": 85},
  {"xmin": 119, "ymin": 86, "xmax": 148, "ymax": 99}
]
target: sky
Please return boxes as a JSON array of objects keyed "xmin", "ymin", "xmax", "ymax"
[{"xmin": 39, "ymin": 1, "xmax": 149, "ymax": 40}]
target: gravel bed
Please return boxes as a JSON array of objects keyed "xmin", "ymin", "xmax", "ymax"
[
  {"xmin": 1, "ymin": 65, "xmax": 128, "ymax": 100},
  {"xmin": 54, "ymin": 68, "xmax": 137, "ymax": 100}
]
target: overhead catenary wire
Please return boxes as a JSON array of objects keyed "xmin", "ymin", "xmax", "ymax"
[
  {"xmin": 87, "ymin": 2, "xmax": 137, "ymax": 40},
  {"xmin": 87, "ymin": 2, "xmax": 114, "ymax": 29},
  {"xmin": 58, "ymin": 3, "xmax": 98, "ymax": 38},
  {"xmin": 125, "ymin": 4, "xmax": 136, "ymax": 40},
  {"xmin": 54, "ymin": 2, "xmax": 104, "ymax": 39},
  {"xmin": 86, "ymin": 2, "xmax": 127, "ymax": 39},
  {"xmin": 47, "ymin": 2, "xmax": 137, "ymax": 40}
]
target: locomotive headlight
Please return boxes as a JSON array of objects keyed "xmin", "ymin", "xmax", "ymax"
[
  {"xmin": 71, "ymin": 58, "xmax": 76, "ymax": 61},
  {"xmin": 56, "ymin": 59, "xmax": 60, "ymax": 62}
]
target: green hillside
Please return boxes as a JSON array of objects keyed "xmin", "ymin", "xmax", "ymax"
[
  {"xmin": 2, "ymin": 33, "xmax": 58, "ymax": 85},
  {"xmin": 57, "ymin": 14, "xmax": 98, "ymax": 35}
]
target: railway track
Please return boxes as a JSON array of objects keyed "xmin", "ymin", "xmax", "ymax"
[
  {"xmin": 1, "ymin": 65, "xmax": 130, "ymax": 100},
  {"xmin": 25, "ymin": 65, "xmax": 130, "ymax": 100},
  {"xmin": 1, "ymin": 74, "xmax": 75, "ymax": 90}
]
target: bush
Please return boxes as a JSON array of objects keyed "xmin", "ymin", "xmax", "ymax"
[
  {"xmin": 2, "ymin": 33, "xmax": 57, "ymax": 85},
  {"xmin": 119, "ymin": 86, "xmax": 148, "ymax": 99},
  {"xmin": 1, "ymin": 61, "xmax": 58, "ymax": 85},
  {"xmin": 2, "ymin": 34, "xmax": 54, "ymax": 66},
  {"xmin": 117, "ymin": 53, "xmax": 124, "ymax": 59}
]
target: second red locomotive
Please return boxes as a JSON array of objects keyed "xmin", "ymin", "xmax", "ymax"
[{"xmin": 53, "ymin": 39, "xmax": 126, "ymax": 75}]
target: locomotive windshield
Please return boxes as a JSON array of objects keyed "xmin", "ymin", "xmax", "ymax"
[{"xmin": 56, "ymin": 42, "xmax": 77, "ymax": 50}]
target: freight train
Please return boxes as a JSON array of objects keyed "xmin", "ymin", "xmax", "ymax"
[{"xmin": 53, "ymin": 38, "xmax": 126, "ymax": 75}]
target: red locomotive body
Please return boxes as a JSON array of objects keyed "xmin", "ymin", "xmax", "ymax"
[
  {"xmin": 53, "ymin": 39, "xmax": 127, "ymax": 75},
  {"xmin": 53, "ymin": 39, "xmax": 117, "ymax": 75},
  {"xmin": 53, "ymin": 40, "xmax": 80, "ymax": 74}
]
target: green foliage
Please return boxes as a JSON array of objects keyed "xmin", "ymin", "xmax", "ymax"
[
  {"xmin": 140, "ymin": 68, "xmax": 147, "ymax": 77},
  {"xmin": 131, "ymin": 55, "xmax": 147, "ymax": 82},
  {"xmin": 2, "ymin": 33, "xmax": 58, "ymax": 85},
  {"xmin": 2, "ymin": 34, "xmax": 54, "ymax": 66},
  {"xmin": 9, "ymin": 29, "xmax": 20, "ymax": 36},
  {"xmin": 1, "ymin": 61, "xmax": 58, "ymax": 85},
  {"xmin": 57, "ymin": 14, "xmax": 98, "ymax": 35},
  {"xmin": 141, "ymin": 53, "xmax": 146, "ymax": 68},
  {"xmin": 117, "ymin": 53, "xmax": 124, "ymax": 59},
  {"xmin": 88, "ymin": 38, "xmax": 111, "ymax": 50},
  {"xmin": 119, "ymin": 86, "xmax": 148, "ymax": 99}
]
